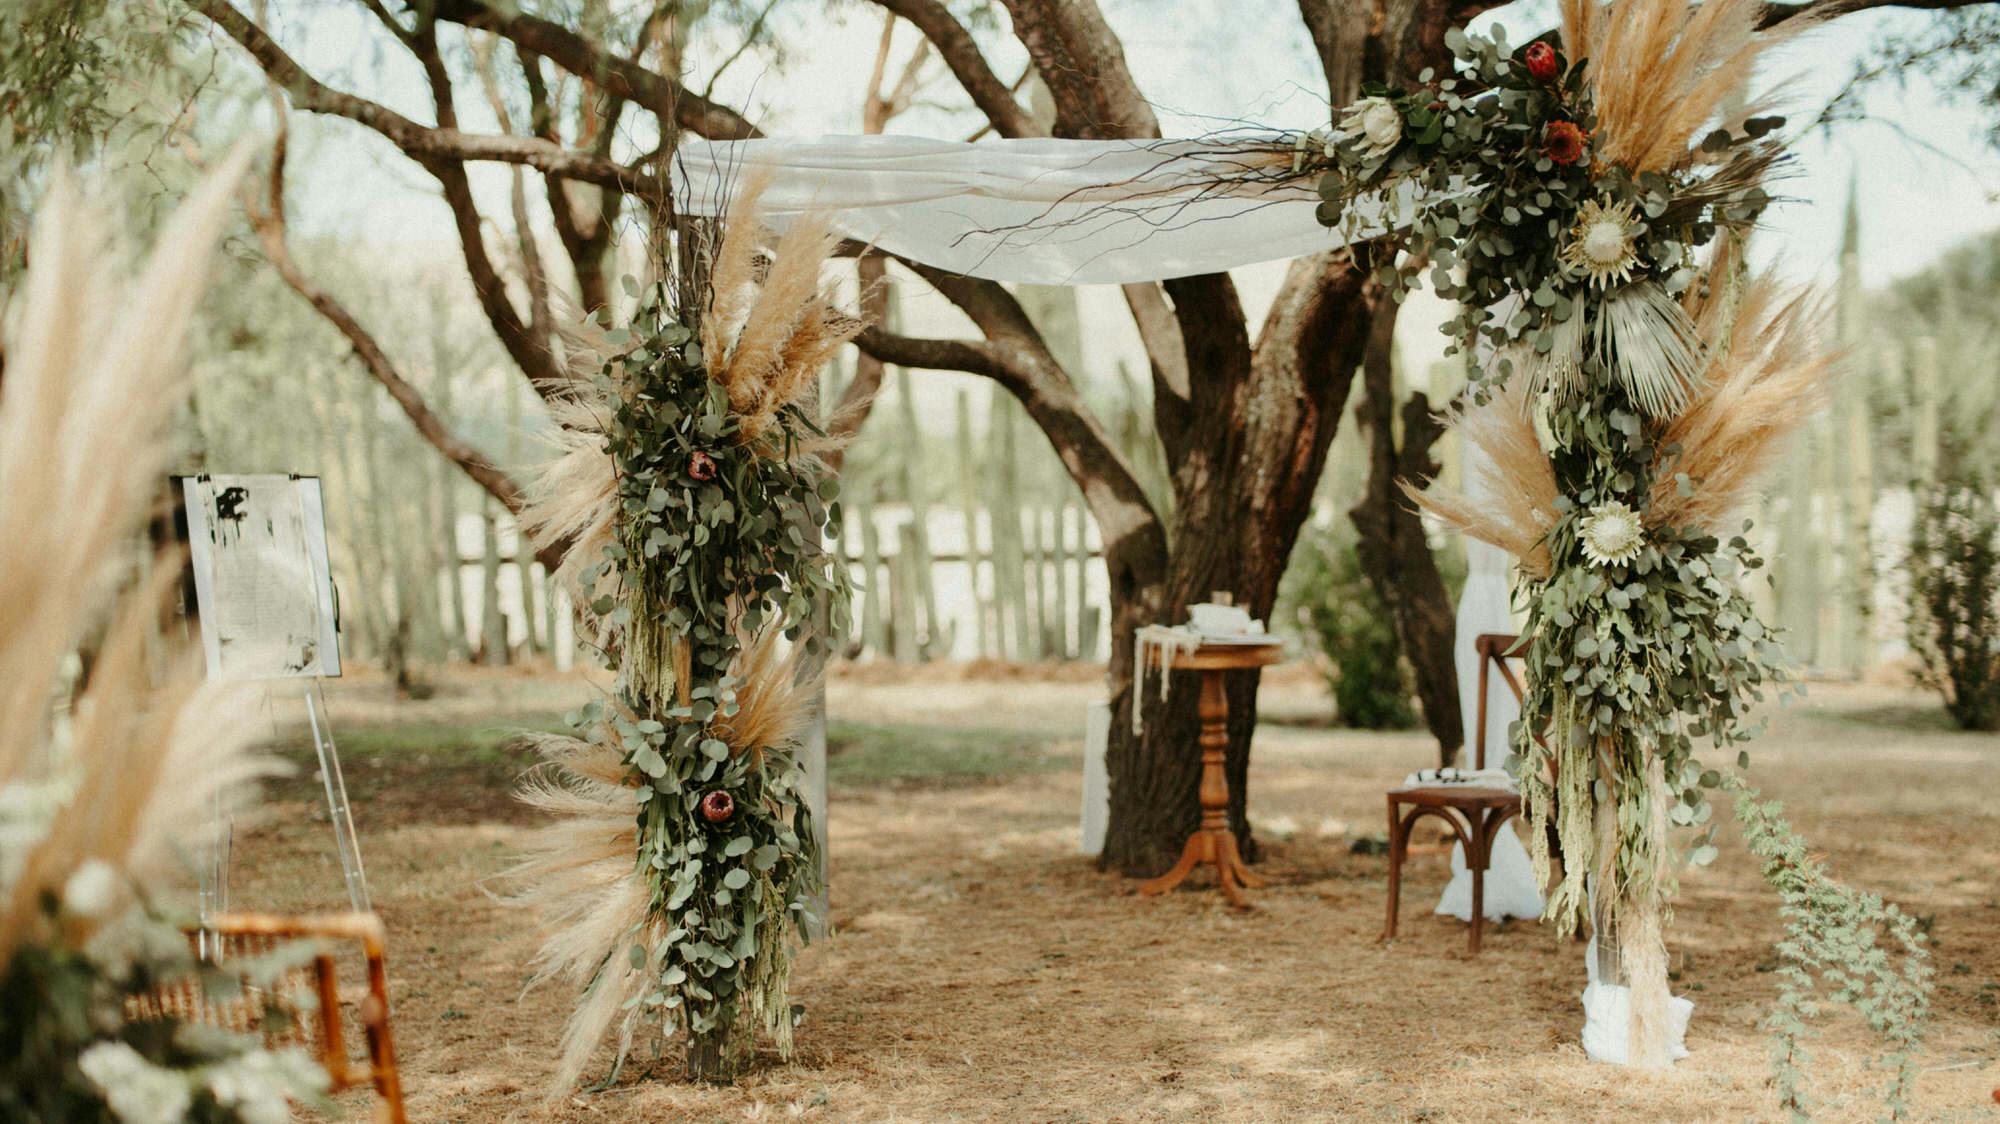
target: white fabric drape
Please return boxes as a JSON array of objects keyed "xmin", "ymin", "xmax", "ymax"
[
  {"xmin": 1435, "ymin": 452, "xmax": 1543, "ymax": 924},
  {"xmin": 670, "ymin": 135, "xmax": 1426, "ymax": 284},
  {"xmin": 1581, "ymin": 936, "xmax": 1694, "ymax": 1064}
]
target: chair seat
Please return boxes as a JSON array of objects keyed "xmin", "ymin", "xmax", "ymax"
[{"xmin": 1387, "ymin": 784, "xmax": 1519, "ymax": 809}]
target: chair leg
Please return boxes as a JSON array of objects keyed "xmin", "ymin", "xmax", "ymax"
[
  {"xmin": 1467, "ymin": 811, "xmax": 1491, "ymax": 955},
  {"xmin": 1382, "ymin": 796, "xmax": 1405, "ymax": 941}
]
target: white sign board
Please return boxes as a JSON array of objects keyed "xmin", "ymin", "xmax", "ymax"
[{"xmin": 180, "ymin": 474, "xmax": 341, "ymax": 680}]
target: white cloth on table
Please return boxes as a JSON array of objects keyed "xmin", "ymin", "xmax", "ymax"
[{"xmin": 668, "ymin": 135, "xmax": 1436, "ymax": 284}]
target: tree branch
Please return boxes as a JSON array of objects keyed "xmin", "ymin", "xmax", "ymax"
[
  {"xmin": 869, "ymin": 0, "xmax": 1039, "ymax": 138},
  {"xmin": 1759, "ymin": 0, "xmax": 2000, "ymax": 28},
  {"xmin": 851, "ymin": 267, "xmax": 1165, "ymax": 581},
  {"xmin": 430, "ymin": 0, "xmax": 762, "ymax": 140},
  {"xmin": 999, "ymin": 0, "xmax": 1158, "ymax": 139},
  {"xmin": 406, "ymin": 18, "xmax": 567, "ymax": 391},
  {"xmin": 192, "ymin": 0, "xmax": 661, "ymax": 193},
  {"xmin": 240, "ymin": 104, "xmax": 558, "ymax": 568}
]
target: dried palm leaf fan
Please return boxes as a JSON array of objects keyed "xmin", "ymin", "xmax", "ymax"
[{"xmin": 515, "ymin": 165, "xmax": 855, "ymax": 1094}]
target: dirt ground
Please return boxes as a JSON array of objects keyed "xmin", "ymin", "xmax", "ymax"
[{"xmin": 238, "ymin": 664, "xmax": 2000, "ymax": 1123}]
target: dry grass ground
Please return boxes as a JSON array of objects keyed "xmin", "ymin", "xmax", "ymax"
[{"xmin": 238, "ymin": 664, "xmax": 2000, "ymax": 1123}]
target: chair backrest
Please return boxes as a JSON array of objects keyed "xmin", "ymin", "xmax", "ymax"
[
  {"xmin": 1472, "ymin": 633, "xmax": 1530, "ymax": 770},
  {"xmin": 134, "ymin": 912, "xmax": 406, "ymax": 1123}
]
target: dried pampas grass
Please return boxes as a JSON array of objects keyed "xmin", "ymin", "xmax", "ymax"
[
  {"xmin": 1648, "ymin": 275, "xmax": 1832, "ymax": 529},
  {"xmin": 700, "ymin": 174, "xmax": 863, "ymax": 446},
  {"xmin": 1404, "ymin": 377, "xmax": 1561, "ymax": 578},
  {"xmin": 505, "ymin": 728, "xmax": 651, "ymax": 1098},
  {"xmin": 0, "ymin": 152, "xmax": 271, "ymax": 965},
  {"xmin": 521, "ymin": 373, "xmax": 620, "ymax": 599},
  {"xmin": 1564, "ymin": 0, "xmax": 1810, "ymax": 174}
]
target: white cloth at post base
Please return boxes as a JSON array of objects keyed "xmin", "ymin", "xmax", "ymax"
[
  {"xmin": 1080, "ymin": 700, "xmax": 1111, "ymax": 855},
  {"xmin": 1580, "ymin": 937, "xmax": 1694, "ymax": 1065},
  {"xmin": 1435, "ymin": 527, "xmax": 1544, "ymax": 924},
  {"xmin": 668, "ymin": 135, "xmax": 1434, "ymax": 285}
]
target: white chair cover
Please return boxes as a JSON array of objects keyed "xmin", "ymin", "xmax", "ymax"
[{"xmin": 1434, "ymin": 496, "xmax": 1543, "ymax": 924}]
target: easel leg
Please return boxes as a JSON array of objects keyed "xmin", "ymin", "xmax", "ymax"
[{"xmin": 306, "ymin": 678, "xmax": 371, "ymax": 913}]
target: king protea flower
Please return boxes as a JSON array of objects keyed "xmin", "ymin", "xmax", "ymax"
[
  {"xmin": 1579, "ymin": 500, "xmax": 1646, "ymax": 567},
  {"xmin": 1543, "ymin": 121, "xmax": 1587, "ymax": 166},
  {"xmin": 1339, "ymin": 96, "xmax": 1404, "ymax": 161},
  {"xmin": 1561, "ymin": 198, "xmax": 1642, "ymax": 289},
  {"xmin": 1523, "ymin": 41, "xmax": 1559, "ymax": 84}
]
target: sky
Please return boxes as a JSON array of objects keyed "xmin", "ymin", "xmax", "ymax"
[{"xmin": 261, "ymin": 0, "xmax": 2000, "ymax": 388}]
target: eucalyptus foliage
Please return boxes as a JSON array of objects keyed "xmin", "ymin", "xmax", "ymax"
[
  {"xmin": 1732, "ymin": 780, "xmax": 1932, "ymax": 1122},
  {"xmin": 572, "ymin": 283, "xmax": 847, "ymax": 1071}
]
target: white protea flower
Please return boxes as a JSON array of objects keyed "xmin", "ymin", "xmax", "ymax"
[
  {"xmin": 60, "ymin": 858, "xmax": 121, "ymax": 921},
  {"xmin": 78, "ymin": 1042, "xmax": 192, "ymax": 1124},
  {"xmin": 1339, "ymin": 96, "xmax": 1404, "ymax": 161},
  {"xmin": 1579, "ymin": 500, "xmax": 1646, "ymax": 567},
  {"xmin": 1561, "ymin": 197, "xmax": 1642, "ymax": 289},
  {"xmin": 209, "ymin": 1049, "xmax": 328, "ymax": 1124}
]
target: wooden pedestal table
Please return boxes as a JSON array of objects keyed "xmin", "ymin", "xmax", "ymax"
[{"xmin": 1138, "ymin": 640, "xmax": 1284, "ymax": 909}]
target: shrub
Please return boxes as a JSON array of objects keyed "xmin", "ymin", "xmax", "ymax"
[
  {"xmin": 1280, "ymin": 524, "xmax": 1418, "ymax": 729},
  {"xmin": 1906, "ymin": 477, "xmax": 2000, "ymax": 731}
]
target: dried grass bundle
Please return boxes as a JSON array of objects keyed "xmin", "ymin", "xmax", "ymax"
[
  {"xmin": 1648, "ymin": 275, "xmax": 1832, "ymax": 528},
  {"xmin": 1564, "ymin": 0, "xmax": 1807, "ymax": 173},
  {"xmin": 700, "ymin": 179, "xmax": 862, "ymax": 446},
  {"xmin": 0, "ymin": 153, "xmax": 269, "ymax": 965},
  {"xmin": 1403, "ymin": 377, "xmax": 1561, "ymax": 578}
]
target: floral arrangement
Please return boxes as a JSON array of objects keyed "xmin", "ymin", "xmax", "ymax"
[
  {"xmin": 517, "ymin": 177, "xmax": 855, "ymax": 1090},
  {"xmin": 1300, "ymin": 0, "xmax": 1932, "ymax": 1085},
  {"xmin": 0, "ymin": 162, "xmax": 329, "ymax": 1122}
]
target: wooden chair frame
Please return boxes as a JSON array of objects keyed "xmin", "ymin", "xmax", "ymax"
[
  {"xmin": 139, "ymin": 912, "xmax": 406, "ymax": 1123},
  {"xmin": 1381, "ymin": 632, "xmax": 1531, "ymax": 954}
]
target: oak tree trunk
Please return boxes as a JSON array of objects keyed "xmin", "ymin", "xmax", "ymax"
[{"xmin": 1099, "ymin": 263, "xmax": 1380, "ymax": 876}]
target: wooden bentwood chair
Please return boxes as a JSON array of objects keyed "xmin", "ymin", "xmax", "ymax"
[
  {"xmin": 131, "ymin": 912, "xmax": 407, "ymax": 1123},
  {"xmin": 1381, "ymin": 633, "xmax": 1533, "ymax": 954}
]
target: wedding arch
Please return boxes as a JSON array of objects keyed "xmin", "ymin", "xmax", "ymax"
[{"xmin": 193, "ymin": 0, "xmax": 1937, "ymax": 1107}]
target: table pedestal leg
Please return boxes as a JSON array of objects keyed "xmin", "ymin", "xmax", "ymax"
[{"xmin": 1139, "ymin": 667, "xmax": 1261, "ymax": 908}]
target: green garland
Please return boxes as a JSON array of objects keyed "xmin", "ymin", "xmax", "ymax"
[
  {"xmin": 1314, "ymin": 28, "xmax": 1786, "ymax": 939},
  {"xmin": 573, "ymin": 285, "xmax": 849, "ymax": 1073},
  {"xmin": 1308, "ymin": 20, "xmax": 1934, "ymax": 1103}
]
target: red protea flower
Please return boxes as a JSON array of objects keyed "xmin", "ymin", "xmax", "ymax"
[
  {"xmin": 700, "ymin": 790, "xmax": 735, "ymax": 823},
  {"xmin": 1523, "ymin": 42, "xmax": 1559, "ymax": 84},
  {"xmin": 687, "ymin": 450, "xmax": 719, "ymax": 482},
  {"xmin": 1543, "ymin": 121, "xmax": 1587, "ymax": 166}
]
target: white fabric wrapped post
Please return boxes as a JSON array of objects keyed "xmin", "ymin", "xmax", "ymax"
[
  {"xmin": 669, "ymin": 135, "xmax": 1433, "ymax": 285},
  {"xmin": 1581, "ymin": 935, "xmax": 1693, "ymax": 1064},
  {"xmin": 1079, "ymin": 700, "xmax": 1111, "ymax": 855}
]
